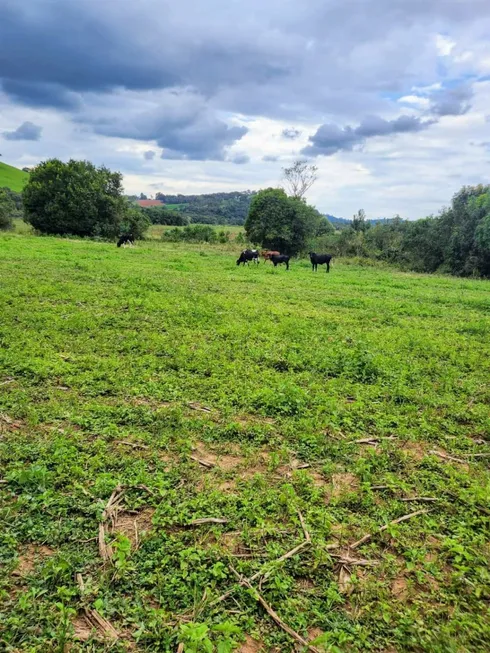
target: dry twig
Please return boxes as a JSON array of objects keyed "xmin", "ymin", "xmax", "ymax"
[
  {"xmin": 191, "ymin": 518, "xmax": 228, "ymax": 525},
  {"xmin": 98, "ymin": 485, "xmax": 125, "ymax": 561},
  {"xmin": 211, "ymin": 510, "xmax": 311, "ymax": 605},
  {"xmin": 429, "ymin": 450, "xmax": 467, "ymax": 465},
  {"xmin": 399, "ymin": 497, "xmax": 440, "ymax": 502},
  {"xmin": 114, "ymin": 440, "xmax": 149, "ymax": 450},
  {"xmin": 230, "ymin": 567, "xmax": 321, "ymax": 653},
  {"xmin": 350, "ymin": 509, "xmax": 430, "ymax": 549},
  {"xmin": 190, "ymin": 456, "xmax": 215, "ymax": 468},
  {"xmin": 188, "ymin": 403, "xmax": 212, "ymax": 413},
  {"xmin": 76, "ymin": 573, "xmax": 119, "ymax": 640}
]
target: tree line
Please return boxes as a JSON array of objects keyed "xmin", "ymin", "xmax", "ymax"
[
  {"xmin": 313, "ymin": 190, "xmax": 490, "ymax": 277},
  {"xmin": 1, "ymin": 157, "xmax": 489, "ymax": 278}
]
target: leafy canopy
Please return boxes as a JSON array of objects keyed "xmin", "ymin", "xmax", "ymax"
[
  {"xmin": 23, "ymin": 159, "xmax": 132, "ymax": 238},
  {"xmin": 244, "ymin": 188, "xmax": 324, "ymax": 255},
  {"xmin": 0, "ymin": 188, "xmax": 15, "ymax": 231}
]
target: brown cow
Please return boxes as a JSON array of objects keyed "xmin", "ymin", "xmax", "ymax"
[{"xmin": 262, "ymin": 250, "xmax": 280, "ymax": 263}]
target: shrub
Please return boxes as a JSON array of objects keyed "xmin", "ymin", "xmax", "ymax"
[
  {"xmin": 162, "ymin": 225, "xmax": 229, "ymax": 243},
  {"xmin": 0, "ymin": 188, "xmax": 15, "ymax": 231},
  {"xmin": 23, "ymin": 159, "xmax": 128, "ymax": 238}
]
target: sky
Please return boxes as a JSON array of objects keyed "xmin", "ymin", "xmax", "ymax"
[{"xmin": 1, "ymin": 0, "xmax": 490, "ymax": 219}]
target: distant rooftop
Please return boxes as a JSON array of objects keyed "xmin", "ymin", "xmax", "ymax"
[{"xmin": 135, "ymin": 199, "xmax": 164, "ymax": 207}]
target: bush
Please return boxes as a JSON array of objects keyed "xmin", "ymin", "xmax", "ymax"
[
  {"xmin": 161, "ymin": 225, "xmax": 230, "ymax": 243},
  {"xmin": 23, "ymin": 159, "xmax": 128, "ymax": 238},
  {"xmin": 0, "ymin": 188, "xmax": 15, "ymax": 231},
  {"xmin": 142, "ymin": 206, "xmax": 189, "ymax": 226},
  {"xmin": 119, "ymin": 208, "xmax": 151, "ymax": 240}
]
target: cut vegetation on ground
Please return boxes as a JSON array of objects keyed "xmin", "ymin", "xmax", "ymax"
[{"xmin": 0, "ymin": 233, "xmax": 489, "ymax": 652}]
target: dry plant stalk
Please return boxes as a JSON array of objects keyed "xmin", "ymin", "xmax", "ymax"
[
  {"xmin": 76, "ymin": 573, "xmax": 119, "ymax": 640},
  {"xmin": 429, "ymin": 450, "xmax": 468, "ymax": 464},
  {"xmin": 190, "ymin": 455, "xmax": 215, "ymax": 468},
  {"xmin": 350, "ymin": 509, "xmax": 430, "ymax": 549},
  {"xmin": 98, "ymin": 485, "xmax": 125, "ymax": 561},
  {"xmin": 211, "ymin": 510, "xmax": 311, "ymax": 605},
  {"xmin": 230, "ymin": 567, "xmax": 321, "ymax": 653}
]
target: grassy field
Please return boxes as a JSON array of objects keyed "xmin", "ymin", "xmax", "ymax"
[
  {"xmin": 0, "ymin": 233, "xmax": 489, "ymax": 652},
  {"xmin": 0, "ymin": 162, "xmax": 29, "ymax": 192}
]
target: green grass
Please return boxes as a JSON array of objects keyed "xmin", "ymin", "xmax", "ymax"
[
  {"xmin": 0, "ymin": 233, "xmax": 489, "ymax": 652},
  {"xmin": 0, "ymin": 161, "xmax": 29, "ymax": 192}
]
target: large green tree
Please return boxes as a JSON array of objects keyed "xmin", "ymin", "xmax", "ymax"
[
  {"xmin": 23, "ymin": 159, "xmax": 129, "ymax": 238},
  {"xmin": 0, "ymin": 188, "xmax": 15, "ymax": 231},
  {"xmin": 244, "ymin": 188, "xmax": 323, "ymax": 255}
]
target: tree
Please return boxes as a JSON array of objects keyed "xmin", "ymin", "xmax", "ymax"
[
  {"xmin": 0, "ymin": 188, "xmax": 15, "ymax": 230},
  {"xmin": 281, "ymin": 159, "xmax": 318, "ymax": 199},
  {"xmin": 352, "ymin": 209, "xmax": 369, "ymax": 232},
  {"xmin": 23, "ymin": 159, "xmax": 128, "ymax": 238},
  {"xmin": 244, "ymin": 188, "xmax": 322, "ymax": 255}
]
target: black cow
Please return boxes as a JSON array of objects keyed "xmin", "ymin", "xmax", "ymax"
[
  {"xmin": 117, "ymin": 234, "xmax": 135, "ymax": 248},
  {"xmin": 309, "ymin": 252, "xmax": 332, "ymax": 272},
  {"xmin": 236, "ymin": 249, "xmax": 259, "ymax": 265},
  {"xmin": 270, "ymin": 254, "xmax": 290, "ymax": 270}
]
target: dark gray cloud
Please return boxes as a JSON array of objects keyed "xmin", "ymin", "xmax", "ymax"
[
  {"xmin": 144, "ymin": 150, "xmax": 156, "ymax": 160},
  {"xmin": 80, "ymin": 90, "xmax": 248, "ymax": 160},
  {"xmin": 1, "ymin": 80, "xmax": 81, "ymax": 109},
  {"xmin": 229, "ymin": 152, "xmax": 250, "ymax": 164},
  {"xmin": 303, "ymin": 114, "xmax": 434, "ymax": 156},
  {"xmin": 429, "ymin": 85, "xmax": 473, "ymax": 116},
  {"xmin": 282, "ymin": 127, "xmax": 301, "ymax": 140},
  {"xmin": 1, "ymin": 0, "xmax": 490, "ymax": 167},
  {"xmin": 2, "ymin": 0, "xmax": 489, "ymax": 118},
  {"xmin": 3, "ymin": 120, "xmax": 42, "ymax": 141}
]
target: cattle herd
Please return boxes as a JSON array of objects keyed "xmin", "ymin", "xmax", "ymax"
[
  {"xmin": 115, "ymin": 237, "xmax": 331, "ymax": 272},
  {"xmin": 237, "ymin": 249, "xmax": 332, "ymax": 272}
]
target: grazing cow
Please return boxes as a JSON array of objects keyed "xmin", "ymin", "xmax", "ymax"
[
  {"xmin": 309, "ymin": 252, "xmax": 332, "ymax": 272},
  {"xmin": 117, "ymin": 234, "xmax": 135, "ymax": 248},
  {"xmin": 236, "ymin": 249, "xmax": 259, "ymax": 265},
  {"xmin": 262, "ymin": 250, "xmax": 280, "ymax": 263},
  {"xmin": 270, "ymin": 254, "xmax": 290, "ymax": 270}
]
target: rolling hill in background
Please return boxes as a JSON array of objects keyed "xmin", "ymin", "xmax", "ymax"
[{"xmin": 0, "ymin": 162, "xmax": 29, "ymax": 192}]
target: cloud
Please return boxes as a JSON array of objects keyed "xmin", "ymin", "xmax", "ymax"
[
  {"xmin": 229, "ymin": 152, "xmax": 250, "ymax": 164},
  {"xmin": 263, "ymin": 154, "xmax": 279, "ymax": 162},
  {"xmin": 1, "ymin": 80, "xmax": 81, "ymax": 109},
  {"xmin": 303, "ymin": 114, "xmax": 434, "ymax": 157},
  {"xmin": 3, "ymin": 121, "xmax": 42, "ymax": 141},
  {"xmin": 144, "ymin": 150, "xmax": 156, "ymax": 160},
  {"xmin": 81, "ymin": 89, "xmax": 248, "ymax": 161},
  {"xmin": 429, "ymin": 85, "xmax": 474, "ymax": 116},
  {"xmin": 282, "ymin": 127, "xmax": 301, "ymax": 140}
]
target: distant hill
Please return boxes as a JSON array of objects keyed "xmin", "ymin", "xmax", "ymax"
[
  {"xmin": 154, "ymin": 191, "xmax": 256, "ymax": 225},
  {"xmin": 0, "ymin": 162, "xmax": 30, "ymax": 192},
  {"xmin": 325, "ymin": 214, "xmax": 393, "ymax": 227}
]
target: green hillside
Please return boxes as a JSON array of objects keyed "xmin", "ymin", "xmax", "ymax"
[{"xmin": 0, "ymin": 162, "xmax": 29, "ymax": 192}]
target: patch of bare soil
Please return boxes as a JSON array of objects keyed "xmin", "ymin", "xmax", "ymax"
[
  {"xmin": 401, "ymin": 440, "xmax": 427, "ymax": 462},
  {"xmin": 238, "ymin": 635, "xmax": 264, "ymax": 652},
  {"xmin": 0, "ymin": 413, "xmax": 24, "ymax": 432},
  {"xmin": 112, "ymin": 508, "xmax": 155, "ymax": 546},
  {"xmin": 391, "ymin": 576, "xmax": 409, "ymax": 601},
  {"xmin": 297, "ymin": 577, "xmax": 316, "ymax": 592},
  {"xmin": 308, "ymin": 628, "xmax": 325, "ymax": 644},
  {"xmin": 131, "ymin": 398, "xmax": 173, "ymax": 409},
  {"xmin": 13, "ymin": 544, "xmax": 54, "ymax": 577},
  {"xmin": 72, "ymin": 614, "xmax": 95, "ymax": 641},
  {"xmin": 331, "ymin": 473, "xmax": 359, "ymax": 497},
  {"xmin": 192, "ymin": 442, "xmax": 246, "ymax": 469}
]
